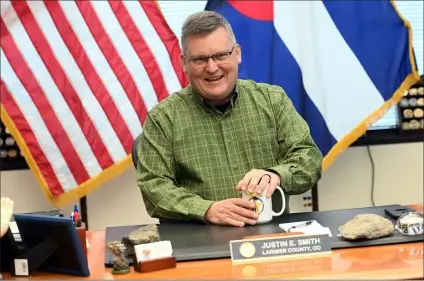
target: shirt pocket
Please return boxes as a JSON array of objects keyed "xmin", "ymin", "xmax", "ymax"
[{"xmin": 237, "ymin": 113, "xmax": 279, "ymax": 169}]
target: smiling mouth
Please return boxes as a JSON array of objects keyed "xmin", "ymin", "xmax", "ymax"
[{"xmin": 205, "ymin": 75, "xmax": 224, "ymax": 82}]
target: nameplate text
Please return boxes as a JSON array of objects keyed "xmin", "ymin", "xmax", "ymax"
[{"xmin": 230, "ymin": 234, "xmax": 331, "ymax": 262}]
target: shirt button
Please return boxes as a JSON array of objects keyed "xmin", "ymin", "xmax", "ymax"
[
  {"xmin": 227, "ymin": 140, "xmax": 232, "ymax": 144},
  {"xmin": 233, "ymin": 164, "xmax": 237, "ymax": 169}
]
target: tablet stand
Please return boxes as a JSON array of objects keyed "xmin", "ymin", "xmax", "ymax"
[{"xmin": 11, "ymin": 237, "xmax": 57, "ymax": 276}]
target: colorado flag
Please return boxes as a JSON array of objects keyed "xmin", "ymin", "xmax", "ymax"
[{"xmin": 206, "ymin": 0, "xmax": 420, "ymax": 171}]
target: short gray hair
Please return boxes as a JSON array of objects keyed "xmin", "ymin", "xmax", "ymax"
[{"xmin": 181, "ymin": 11, "xmax": 236, "ymax": 55}]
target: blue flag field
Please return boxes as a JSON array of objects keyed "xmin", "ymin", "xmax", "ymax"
[{"xmin": 206, "ymin": 0, "xmax": 420, "ymax": 170}]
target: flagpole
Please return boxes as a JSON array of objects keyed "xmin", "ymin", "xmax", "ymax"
[
  {"xmin": 79, "ymin": 196, "xmax": 89, "ymax": 229},
  {"xmin": 312, "ymin": 183, "xmax": 319, "ymax": 211}
]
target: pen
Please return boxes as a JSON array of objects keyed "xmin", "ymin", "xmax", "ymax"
[{"xmin": 287, "ymin": 220, "xmax": 314, "ymax": 232}]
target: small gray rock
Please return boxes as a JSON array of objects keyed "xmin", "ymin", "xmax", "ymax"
[
  {"xmin": 121, "ymin": 224, "xmax": 160, "ymax": 256},
  {"xmin": 338, "ymin": 214, "xmax": 395, "ymax": 240}
]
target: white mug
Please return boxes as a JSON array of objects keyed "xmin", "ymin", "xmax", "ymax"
[{"xmin": 242, "ymin": 185, "xmax": 286, "ymax": 224}]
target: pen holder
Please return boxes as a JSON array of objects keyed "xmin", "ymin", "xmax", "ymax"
[
  {"xmin": 132, "ymin": 255, "xmax": 176, "ymax": 273},
  {"xmin": 76, "ymin": 222, "xmax": 87, "ymax": 260}
]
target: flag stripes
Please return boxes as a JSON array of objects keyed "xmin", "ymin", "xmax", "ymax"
[
  {"xmin": 1, "ymin": 81, "xmax": 65, "ymax": 196},
  {"xmin": 56, "ymin": 1, "xmax": 139, "ymax": 149},
  {"xmin": 124, "ymin": 1, "xmax": 183, "ymax": 97},
  {"xmin": 91, "ymin": 1, "xmax": 160, "ymax": 112},
  {"xmin": 13, "ymin": 1, "xmax": 114, "ymax": 172},
  {"xmin": 140, "ymin": 1, "xmax": 189, "ymax": 89},
  {"xmin": 274, "ymin": 1, "xmax": 386, "ymax": 140},
  {"xmin": 0, "ymin": 0, "xmax": 187, "ymax": 205},
  {"xmin": 76, "ymin": 1, "xmax": 150, "ymax": 143},
  {"xmin": 30, "ymin": 1, "xmax": 126, "ymax": 164},
  {"xmin": 109, "ymin": 1, "xmax": 171, "ymax": 103},
  {"xmin": 1, "ymin": 19, "xmax": 93, "ymax": 186}
]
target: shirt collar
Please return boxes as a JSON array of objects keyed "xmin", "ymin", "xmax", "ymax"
[{"xmin": 191, "ymin": 80, "xmax": 240, "ymax": 114}]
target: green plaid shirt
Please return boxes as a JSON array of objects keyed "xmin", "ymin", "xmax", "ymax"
[{"xmin": 136, "ymin": 79, "xmax": 322, "ymax": 221}]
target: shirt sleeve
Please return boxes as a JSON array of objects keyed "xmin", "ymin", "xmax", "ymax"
[
  {"xmin": 265, "ymin": 85, "xmax": 323, "ymax": 195},
  {"xmin": 136, "ymin": 111, "xmax": 214, "ymax": 222}
]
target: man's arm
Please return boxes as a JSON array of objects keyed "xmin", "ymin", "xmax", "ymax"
[
  {"xmin": 266, "ymin": 85, "xmax": 323, "ymax": 195},
  {"xmin": 136, "ymin": 112, "xmax": 214, "ymax": 221}
]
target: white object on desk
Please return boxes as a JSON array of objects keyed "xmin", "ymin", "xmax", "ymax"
[
  {"xmin": 8, "ymin": 221, "xmax": 22, "ymax": 242},
  {"xmin": 8, "ymin": 221, "xmax": 19, "ymax": 233},
  {"xmin": 279, "ymin": 220, "xmax": 332, "ymax": 237},
  {"xmin": 13, "ymin": 259, "xmax": 29, "ymax": 276},
  {"xmin": 1, "ymin": 197, "xmax": 14, "ymax": 238},
  {"xmin": 134, "ymin": 241, "xmax": 173, "ymax": 262}
]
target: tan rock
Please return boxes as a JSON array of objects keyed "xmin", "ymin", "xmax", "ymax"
[
  {"xmin": 338, "ymin": 214, "xmax": 394, "ymax": 240},
  {"xmin": 121, "ymin": 224, "xmax": 160, "ymax": 256}
]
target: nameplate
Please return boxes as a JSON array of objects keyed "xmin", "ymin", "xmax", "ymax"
[{"xmin": 230, "ymin": 234, "xmax": 331, "ymax": 263}]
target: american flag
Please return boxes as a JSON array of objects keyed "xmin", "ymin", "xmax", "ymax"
[{"xmin": 0, "ymin": 0, "xmax": 188, "ymax": 206}]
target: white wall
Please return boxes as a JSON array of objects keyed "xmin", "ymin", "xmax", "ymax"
[
  {"xmin": 1, "ymin": 143, "xmax": 422, "ymax": 230},
  {"xmin": 317, "ymin": 143, "xmax": 423, "ymax": 210}
]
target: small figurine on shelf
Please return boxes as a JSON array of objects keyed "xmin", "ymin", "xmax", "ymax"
[{"xmin": 107, "ymin": 241, "xmax": 130, "ymax": 274}]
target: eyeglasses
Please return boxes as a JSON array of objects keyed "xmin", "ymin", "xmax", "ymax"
[{"xmin": 187, "ymin": 45, "xmax": 236, "ymax": 67}]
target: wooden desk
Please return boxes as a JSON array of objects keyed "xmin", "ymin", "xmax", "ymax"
[{"xmin": 4, "ymin": 204, "xmax": 423, "ymax": 280}]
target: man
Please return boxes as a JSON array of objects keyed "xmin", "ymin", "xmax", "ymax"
[{"xmin": 136, "ymin": 11, "xmax": 323, "ymax": 227}]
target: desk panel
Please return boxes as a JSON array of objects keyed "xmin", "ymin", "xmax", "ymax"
[
  {"xmin": 2, "ymin": 204, "xmax": 423, "ymax": 280},
  {"xmin": 105, "ymin": 204, "xmax": 423, "ymax": 264}
]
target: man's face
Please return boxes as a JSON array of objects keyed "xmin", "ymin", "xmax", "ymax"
[{"xmin": 181, "ymin": 27, "xmax": 241, "ymax": 104}]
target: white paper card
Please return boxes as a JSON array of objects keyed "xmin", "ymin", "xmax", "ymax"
[
  {"xmin": 307, "ymin": 226, "xmax": 333, "ymax": 237},
  {"xmin": 279, "ymin": 220, "xmax": 332, "ymax": 237},
  {"xmin": 8, "ymin": 221, "xmax": 19, "ymax": 233},
  {"xmin": 8, "ymin": 221, "xmax": 22, "ymax": 242},
  {"xmin": 14, "ymin": 259, "xmax": 29, "ymax": 276},
  {"xmin": 134, "ymin": 241, "xmax": 173, "ymax": 262}
]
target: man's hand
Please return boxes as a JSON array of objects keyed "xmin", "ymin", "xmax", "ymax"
[
  {"xmin": 236, "ymin": 169, "xmax": 281, "ymax": 198},
  {"xmin": 204, "ymin": 198, "xmax": 259, "ymax": 227}
]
